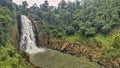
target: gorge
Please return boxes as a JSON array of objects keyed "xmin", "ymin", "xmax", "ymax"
[
  {"xmin": 18, "ymin": 15, "xmax": 100, "ymax": 68},
  {"xmin": 1, "ymin": 0, "xmax": 120, "ymax": 68}
]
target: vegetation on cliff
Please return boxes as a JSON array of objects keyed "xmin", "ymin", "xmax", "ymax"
[
  {"xmin": 0, "ymin": 43, "xmax": 32, "ymax": 68},
  {"xmin": 0, "ymin": 0, "xmax": 32, "ymax": 68}
]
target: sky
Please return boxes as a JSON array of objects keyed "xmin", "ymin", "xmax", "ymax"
[{"xmin": 13, "ymin": 0, "xmax": 76, "ymax": 7}]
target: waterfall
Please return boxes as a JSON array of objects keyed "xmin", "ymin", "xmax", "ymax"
[{"xmin": 19, "ymin": 15, "xmax": 45, "ymax": 54}]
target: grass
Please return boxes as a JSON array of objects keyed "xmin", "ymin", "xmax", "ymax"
[
  {"xmin": 62, "ymin": 32, "xmax": 113, "ymax": 48},
  {"xmin": 108, "ymin": 26, "xmax": 120, "ymax": 36},
  {"xmin": 62, "ymin": 35, "xmax": 79, "ymax": 42},
  {"xmin": 62, "ymin": 32, "xmax": 87, "ymax": 44},
  {"xmin": 94, "ymin": 26, "xmax": 120, "ymax": 49},
  {"xmin": 94, "ymin": 34, "xmax": 112, "ymax": 48},
  {"xmin": 62, "ymin": 32, "xmax": 81, "ymax": 41},
  {"xmin": 30, "ymin": 49, "xmax": 99, "ymax": 68}
]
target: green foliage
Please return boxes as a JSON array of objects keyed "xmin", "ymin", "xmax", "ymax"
[
  {"xmin": 85, "ymin": 27, "xmax": 96, "ymax": 36},
  {"xmin": 56, "ymin": 33, "xmax": 63, "ymax": 38},
  {"xmin": 0, "ymin": 2, "xmax": 32, "ymax": 68},
  {"xmin": 0, "ymin": 0, "xmax": 17, "ymax": 45},
  {"xmin": 51, "ymin": 29, "xmax": 58, "ymax": 37},
  {"xmin": 51, "ymin": 29, "xmax": 63, "ymax": 38},
  {"xmin": 27, "ymin": 0, "xmax": 120, "ymax": 37},
  {"xmin": 66, "ymin": 26, "xmax": 75, "ymax": 35},
  {"xmin": 58, "ymin": 0, "xmax": 67, "ymax": 9},
  {"xmin": 0, "ymin": 44, "xmax": 32, "ymax": 68},
  {"xmin": 101, "ymin": 24, "xmax": 112, "ymax": 34},
  {"xmin": 0, "ymin": 7, "xmax": 13, "ymax": 45},
  {"xmin": 112, "ymin": 33, "xmax": 120, "ymax": 48},
  {"xmin": 0, "ymin": 0, "xmax": 15, "ymax": 11},
  {"xmin": 99, "ymin": 48, "xmax": 120, "ymax": 60},
  {"xmin": 22, "ymin": 1, "xmax": 28, "ymax": 9},
  {"xmin": 97, "ymin": 33, "xmax": 120, "ymax": 61},
  {"xmin": 95, "ymin": 34, "xmax": 111, "ymax": 48},
  {"xmin": 40, "ymin": 0, "xmax": 49, "ymax": 12},
  {"xmin": 1, "ymin": 1, "xmax": 120, "ymax": 67}
]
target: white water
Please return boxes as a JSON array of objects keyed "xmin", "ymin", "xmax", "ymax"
[{"xmin": 19, "ymin": 15, "xmax": 45, "ymax": 54}]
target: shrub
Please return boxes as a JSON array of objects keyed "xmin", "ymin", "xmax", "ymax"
[
  {"xmin": 101, "ymin": 24, "xmax": 111, "ymax": 34},
  {"xmin": 66, "ymin": 26, "xmax": 75, "ymax": 35},
  {"xmin": 51, "ymin": 29, "xmax": 58, "ymax": 37},
  {"xmin": 112, "ymin": 33, "xmax": 120, "ymax": 48},
  {"xmin": 84, "ymin": 27, "xmax": 96, "ymax": 37},
  {"xmin": 56, "ymin": 33, "xmax": 63, "ymax": 38}
]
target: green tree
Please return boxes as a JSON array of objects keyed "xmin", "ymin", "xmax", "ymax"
[
  {"xmin": 40, "ymin": 0, "xmax": 49, "ymax": 12},
  {"xmin": 0, "ymin": 7, "xmax": 13, "ymax": 45},
  {"xmin": 58, "ymin": 0, "xmax": 67, "ymax": 9},
  {"xmin": 66, "ymin": 26, "xmax": 75, "ymax": 35},
  {"xmin": 112, "ymin": 33, "xmax": 120, "ymax": 48},
  {"xmin": 22, "ymin": 1, "xmax": 28, "ymax": 9},
  {"xmin": 101, "ymin": 24, "xmax": 111, "ymax": 34},
  {"xmin": 0, "ymin": 0, "xmax": 14, "ymax": 11},
  {"xmin": 85, "ymin": 27, "xmax": 96, "ymax": 36}
]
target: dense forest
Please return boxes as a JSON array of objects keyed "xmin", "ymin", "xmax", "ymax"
[
  {"xmin": 0, "ymin": 0, "xmax": 120, "ymax": 68},
  {"xmin": 25, "ymin": 0, "xmax": 120, "ymax": 36}
]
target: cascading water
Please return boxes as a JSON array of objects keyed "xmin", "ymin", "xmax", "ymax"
[{"xmin": 19, "ymin": 15, "xmax": 45, "ymax": 54}]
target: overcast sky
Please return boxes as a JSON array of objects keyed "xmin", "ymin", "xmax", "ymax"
[{"xmin": 13, "ymin": 0, "xmax": 76, "ymax": 7}]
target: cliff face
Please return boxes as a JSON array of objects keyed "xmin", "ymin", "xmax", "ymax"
[
  {"xmin": 12, "ymin": 23, "xmax": 19, "ymax": 49},
  {"xmin": 38, "ymin": 32, "xmax": 101, "ymax": 59}
]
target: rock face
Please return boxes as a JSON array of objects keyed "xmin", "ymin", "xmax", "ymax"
[
  {"xmin": 12, "ymin": 23, "xmax": 19, "ymax": 49},
  {"xmin": 18, "ymin": 15, "xmax": 45, "ymax": 54},
  {"xmin": 38, "ymin": 32, "xmax": 100, "ymax": 59}
]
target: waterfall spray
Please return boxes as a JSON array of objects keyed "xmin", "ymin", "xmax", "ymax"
[{"xmin": 19, "ymin": 15, "xmax": 45, "ymax": 54}]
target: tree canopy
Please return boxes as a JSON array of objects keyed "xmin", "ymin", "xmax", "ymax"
[{"xmin": 23, "ymin": 0, "xmax": 120, "ymax": 37}]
